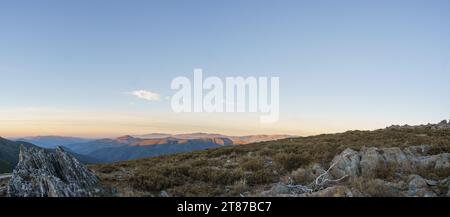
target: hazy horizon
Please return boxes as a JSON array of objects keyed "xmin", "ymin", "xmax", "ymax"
[{"xmin": 1, "ymin": 0, "xmax": 449, "ymax": 137}]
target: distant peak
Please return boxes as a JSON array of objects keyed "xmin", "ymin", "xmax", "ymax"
[
  {"xmin": 115, "ymin": 135, "xmax": 138, "ymax": 144},
  {"xmin": 116, "ymin": 135, "xmax": 134, "ymax": 140}
]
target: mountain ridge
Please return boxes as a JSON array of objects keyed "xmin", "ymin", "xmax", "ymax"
[
  {"xmin": 55, "ymin": 133, "xmax": 293, "ymax": 163},
  {"xmin": 91, "ymin": 120, "xmax": 450, "ymax": 197}
]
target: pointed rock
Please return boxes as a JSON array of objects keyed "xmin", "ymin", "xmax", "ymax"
[{"xmin": 7, "ymin": 145, "xmax": 106, "ymax": 197}]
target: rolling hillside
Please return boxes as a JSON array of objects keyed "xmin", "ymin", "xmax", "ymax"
[{"xmin": 91, "ymin": 121, "xmax": 450, "ymax": 197}]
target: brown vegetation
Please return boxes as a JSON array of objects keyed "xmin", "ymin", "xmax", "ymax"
[{"xmin": 90, "ymin": 127, "xmax": 450, "ymax": 196}]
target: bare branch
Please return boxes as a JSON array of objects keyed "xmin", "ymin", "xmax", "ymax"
[{"xmin": 284, "ymin": 152, "xmax": 350, "ymax": 195}]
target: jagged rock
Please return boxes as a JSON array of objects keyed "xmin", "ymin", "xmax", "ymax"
[
  {"xmin": 330, "ymin": 148, "xmax": 361, "ymax": 178},
  {"xmin": 407, "ymin": 175, "xmax": 436, "ymax": 197},
  {"xmin": 7, "ymin": 145, "xmax": 106, "ymax": 197}
]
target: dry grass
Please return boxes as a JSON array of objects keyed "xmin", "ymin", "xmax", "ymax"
[{"xmin": 90, "ymin": 127, "xmax": 450, "ymax": 196}]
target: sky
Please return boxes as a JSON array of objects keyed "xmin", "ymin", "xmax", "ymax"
[{"xmin": 0, "ymin": 0, "xmax": 449, "ymax": 138}]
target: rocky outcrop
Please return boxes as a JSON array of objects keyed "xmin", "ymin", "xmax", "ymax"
[
  {"xmin": 330, "ymin": 148, "xmax": 361, "ymax": 178},
  {"xmin": 264, "ymin": 144, "xmax": 450, "ymax": 197},
  {"xmin": 330, "ymin": 145, "xmax": 450, "ymax": 179},
  {"xmin": 7, "ymin": 145, "xmax": 106, "ymax": 197},
  {"xmin": 407, "ymin": 175, "xmax": 437, "ymax": 197},
  {"xmin": 387, "ymin": 119, "xmax": 450, "ymax": 130},
  {"xmin": 326, "ymin": 145, "xmax": 449, "ymax": 197}
]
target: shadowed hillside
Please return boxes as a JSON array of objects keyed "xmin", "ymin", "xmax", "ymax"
[{"xmin": 0, "ymin": 138, "xmax": 36, "ymax": 173}]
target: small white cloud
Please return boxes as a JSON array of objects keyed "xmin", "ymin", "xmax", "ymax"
[{"xmin": 131, "ymin": 90, "xmax": 161, "ymax": 101}]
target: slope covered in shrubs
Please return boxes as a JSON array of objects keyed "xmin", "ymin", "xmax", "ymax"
[{"xmin": 91, "ymin": 125, "xmax": 450, "ymax": 196}]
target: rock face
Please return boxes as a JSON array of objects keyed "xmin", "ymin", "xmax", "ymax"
[
  {"xmin": 327, "ymin": 145, "xmax": 449, "ymax": 197},
  {"xmin": 330, "ymin": 148, "xmax": 361, "ymax": 178},
  {"xmin": 330, "ymin": 145, "xmax": 450, "ymax": 179},
  {"xmin": 407, "ymin": 175, "xmax": 437, "ymax": 197},
  {"xmin": 7, "ymin": 145, "xmax": 105, "ymax": 197}
]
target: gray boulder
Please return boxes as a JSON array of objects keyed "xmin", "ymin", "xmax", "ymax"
[
  {"xmin": 8, "ymin": 145, "xmax": 106, "ymax": 197},
  {"xmin": 360, "ymin": 147, "xmax": 412, "ymax": 177},
  {"xmin": 330, "ymin": 148, "xmax": 361, "ymax": 178},
  {"xmin": 407, "ymin": 175, "xmax": 437, "ymax": 197},
  {"xmin": 331, "ymin": 145, "xmax": 449, "ymax": 179}
]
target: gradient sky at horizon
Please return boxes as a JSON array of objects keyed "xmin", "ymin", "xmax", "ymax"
[{"xmin": 1, "ymin": 0, "xmax": 449, "ymax": 138}]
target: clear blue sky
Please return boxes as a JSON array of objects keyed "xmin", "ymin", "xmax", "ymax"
[{"xmin": 0, "ymin": 0, "xmax": 449, "ymax": 137}]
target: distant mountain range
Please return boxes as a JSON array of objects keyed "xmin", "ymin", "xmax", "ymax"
[
  {"xmin": 3, "ymin": 133, "xmax": 293, "ymax": 165},
  {"xmin": 14, "ymin": 136, "xmax": 93, "ymax": 148},
  {"xmin": 63, "ymin": 133, "xmax": 293, "ymax": 163},
  {"xmin": 84, "ymin": 137, "xmax": 234, "ymax": 163},
  {"xmin": 133, "ymin": 133, "xmax": 293, "ymax": 145}
]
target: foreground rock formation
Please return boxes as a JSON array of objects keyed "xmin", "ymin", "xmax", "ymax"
[
  {"xmin": 262, "ymin": 145, "xmax": 450, "ymax": 197},
  {"xmin": 0, "ymin": 174, "xmax": 11, "ymax": 197},
  {"xmin": 7, "ymin": 145, "xmax": 106, "ymax": 197}
]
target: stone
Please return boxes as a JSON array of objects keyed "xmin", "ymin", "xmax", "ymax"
[
  {"xmin": 270, "ymin": 182, "xmax": 290, "ymax": 194},
  {"xmin": 330, "ymin": 146, "xmax": 448, "ymax": 179},
  {"xmin": 359, "ymin": 147, "xmax": 383, "ymax": 177},
  {"xmin": 370, "ymin": 179, "xmax": 406, "ymax": 196},
  {"xmin": 412, "ymin": 153, "xmax": 450, "ymax": 169},
  {"xmin": 434, "ymin": 153, "xmax": 450, "ymax": 169},
  {"xmin": 7, "ymin": 145, "xmax": 106, "ymax": 197},
  {"xmin": 160, "ymin": 190, "xmax": 170, "ymax": 197},
  {"xmin": 404, "ymin": 145, "xmax": 430, "ymax": 156},
  {"xmin": 0, "ymin": 187, "xmax": 6, "ymax": 197},
  {"xmin": 330, "ymin": 148, "xmax": 361, "ymax": 178},
  {"xmin": 407, "ymin": 175, "xmax": 436, "ymax": 197}
]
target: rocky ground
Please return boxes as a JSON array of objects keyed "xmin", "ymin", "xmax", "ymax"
[
  {"xmin": 261, "ymin": 145, "xmax": 450, "ymax": 197},
  {"xmin": 2, "ymin": 120, "xmax": 450, "ymax": 197}
]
